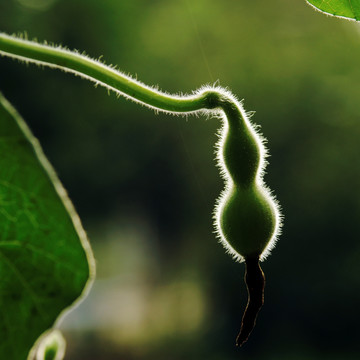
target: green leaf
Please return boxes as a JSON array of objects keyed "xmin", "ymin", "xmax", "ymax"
[
  {"xmin": 0, "ymin": 93, "xmax": 94, "ymax": 360},
  {"xmin": 307, "ymin": 0, "xmax": 360, "ymax": 21}
]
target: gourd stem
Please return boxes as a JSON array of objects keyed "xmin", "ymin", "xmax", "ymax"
[{"xmin": 0, "ymin": 33, "xmax": 238, "ymax": 114}]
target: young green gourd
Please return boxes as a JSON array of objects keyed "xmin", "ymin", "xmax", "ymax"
[
  {"xmin": 212, "ymin": 92, "xmax": 280, "ymax": 262},
  {"xmin": 0, "ymin": 33, "xmax": 282, "ymax": 347},
  {"xmin": 206, "ymin": 89, "xmax": 282, "ymax": 345}
]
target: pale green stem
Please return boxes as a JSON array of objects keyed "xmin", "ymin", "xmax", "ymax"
[{"xmin": 0, "ymin": 32, "xmax": 239, "ymax": 115}]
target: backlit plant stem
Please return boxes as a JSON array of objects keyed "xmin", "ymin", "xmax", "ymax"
[{"xmin": 0, "ymin": 32, "xmax": 218, "ymax": 113}]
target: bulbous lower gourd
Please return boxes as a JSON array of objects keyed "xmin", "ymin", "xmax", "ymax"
[{"xmin": 220, "ymin": 185, "xmax": 276, "ymax": 258}]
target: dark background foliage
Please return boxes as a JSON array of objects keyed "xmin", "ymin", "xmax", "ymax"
[{"xmin": 1, "ymin": 0, "xmax": 360, "ymax": 359}]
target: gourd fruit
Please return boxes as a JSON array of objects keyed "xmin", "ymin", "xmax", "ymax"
[
  {"xmin": 213, "ymin": 94, "xmax": 281, "ymax": 262},
  {"xmin": 205, "ymin": 90, "xmax": 282, "ymax": 345}
]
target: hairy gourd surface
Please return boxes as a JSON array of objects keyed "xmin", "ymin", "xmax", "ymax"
[
  {"xmin": 0, "ymin": 93, "xmax": 93, "ymax": 360},
  {"xmin": 214, "ymin": 97, "xmax": 280, "ymax": 262}
]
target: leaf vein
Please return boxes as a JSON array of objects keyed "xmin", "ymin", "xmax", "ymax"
[
  {"xmin": 0, "ymin": 249, "xmax": 46, "ymax": 320},
  {"xmin": 0, "ymin": 240, "xmax": 81, "ymax": 275}
]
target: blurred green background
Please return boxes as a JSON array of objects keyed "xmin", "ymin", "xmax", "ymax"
[{"xmin": 1, "ymin": 0, "xmax": 360, "ymax": 359}]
